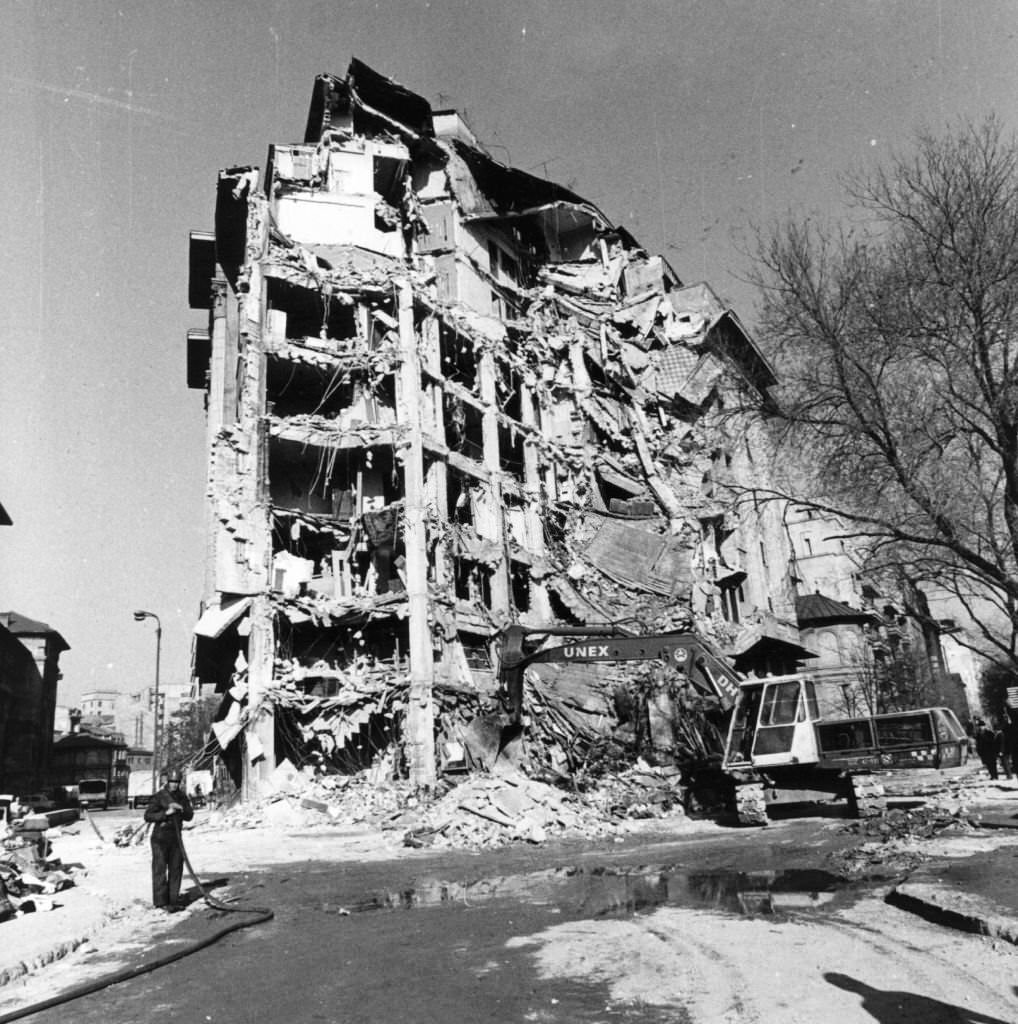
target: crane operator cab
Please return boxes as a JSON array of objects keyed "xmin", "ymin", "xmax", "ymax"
[{"xmin": 725, "ymin": 674, "xmax": 822, "ymax": 770}]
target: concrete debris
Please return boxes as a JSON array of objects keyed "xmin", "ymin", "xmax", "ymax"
[
  {"xmin": 578, "ymin": 761, "xmax": 687, "ymax": 821},
  {"xmin": 112, "ymin": 822, "xmax": 150, "ymax": 848},
  {"xmin": 0, "ymin": 822, "xmax": 82, "ymax": 921},
  {"xmin": 398, "ymin": 772, "xmax": 603, "ymax": 849},
  {"xmin": 843, "ymin": 805, "xmax": 976, "ymax": 842},
  {"xmin": 202, "ymin": 770, "xmax": 409, "ymax": 833},
  {"xmin": 828, "ymin": 803, "xmax": 978, "ymax": 880},
  {"xmin": 196, "ymin": 756, "xmax": 696, "ymax": 852}
]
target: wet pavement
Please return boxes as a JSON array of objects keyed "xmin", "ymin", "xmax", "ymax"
[
  {"xmin": 3, "ymin": 796, "xmax": 1018, "ymax": 1022},
  {"xmin": 339, "ymin": 862, "xmax": 858, "ymax": 921},
  {"xmin": 8, "ymin": 837, "xmax": 1015, "ymax": 1024}
]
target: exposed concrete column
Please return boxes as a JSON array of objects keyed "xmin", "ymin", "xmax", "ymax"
[
  {"xmin": 208, "ymin": 281, "xmax": 230, "ymax": 434},
  {"xmin": 396, "ymin": 280, "xmax": 436, "ymax": 790},
  {"xmin": 479, "ymin": 348, "xmax": 510, "ymax": 613},
  {"xmin": 243, "ymin": 274, "xmax": 276, "ymax": 796},
  {"xmin": 244, "ymin": 592, "xmax": 276, "ymax": 798},
  {"xmin": 204, "ymin": 281, "xmax": 230, "ymax": 605},
  {"xmin": 421, "ymin": 315, "xmax": 451, "ymax": 588},
  {"xmin": 520, "ymin": 381, "xmax": 552, "ymax": 621}
]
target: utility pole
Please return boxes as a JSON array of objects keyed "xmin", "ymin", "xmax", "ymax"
[{"xmin": 133, "ymin": 610, "xmax": 162, "ymax": 795}]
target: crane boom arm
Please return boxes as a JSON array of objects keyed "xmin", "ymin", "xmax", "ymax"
[{"xmin": 497, "ymin": 624, "xmax": 742, "ymax": 718}]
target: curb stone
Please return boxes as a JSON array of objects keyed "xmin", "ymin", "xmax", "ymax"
[
  {"xmin": 887, "ymin": 882, "xmax": 1018, "ymax": 946},
  {"xmin": 0, "ymin": 901, "xmax": 128, "ymax": 988}
]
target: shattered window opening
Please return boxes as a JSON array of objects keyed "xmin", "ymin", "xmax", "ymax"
[
  {"xmin": 510, "ymin": 562, "xmax": 531, "ymax": 612},
  {"xmin": 444, "ymin": 393, "xmax": 484, "ymax": 460},
  {"xmin": 454, "ymin": 559, "xmax": 492, "ymax": 608},
  {"xmin": 458, "ymin": 632, "xmax": 493, "ymax": 670},
  {"xmin": 447, "ymin": 471, "xmax": 474, "ymax": 526},
  {"xmin": 268, "ymin": 280, "xmax": 359, "ymax": 343},
  {"xmin": 496, "ymin": 420, "xmax": 524, "ymax": 477},
  {"xmin": 438, "ymin": 324, "xmax": 477, "ymax": 390},
  {"xmin": 719, "ymin": 583, "xmax": 741, "ymax": 625}
]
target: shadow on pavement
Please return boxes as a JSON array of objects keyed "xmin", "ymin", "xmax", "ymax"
[
  {"xmin": 179, "ymin": 877, "xmax": 230, "ymax": 908},
  {"xmin": 825, "ymin": 972, "xmax": 1012, "ymax": 1023}
]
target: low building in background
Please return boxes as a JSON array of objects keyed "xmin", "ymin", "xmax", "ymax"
[
  {"xmin": 786, "ymin": 507, "xmax": 967, "ymax": 720},
  {"xmin": 77, "ymin": 684, "xmax": 192, "ymax": 752},
  {"xmin": 49, "ymin": 730, "xmax": 129, "ymax": 807}
]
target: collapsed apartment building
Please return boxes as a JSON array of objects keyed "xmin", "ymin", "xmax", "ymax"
[{"xmin": 186, "ymin": 59, "xmax": 809, "ymax": 799}]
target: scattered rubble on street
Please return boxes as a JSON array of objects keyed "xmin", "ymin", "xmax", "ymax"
[
  {"xmin": 187, "ymin": 752, "xmax": 700, "ymax": 851},
  {"xmin": 0, "ymin": 818, "xmax": 82, "ymax": 923},
  {"xmin": 826, "ymin": 786, "xmax": 986, "ymax": 879},
  {"xmin": 200, "ymin": 767, "xmax": 579, "ymax": 850},
  {"xmin": 183, "ymin": 756, "xmax": 1012, "ymax": 858}
]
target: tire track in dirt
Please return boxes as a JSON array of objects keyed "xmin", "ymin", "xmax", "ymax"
[{"xmin": 507, "ymin": 900, "xmax": 1018, "ymax": 1022}]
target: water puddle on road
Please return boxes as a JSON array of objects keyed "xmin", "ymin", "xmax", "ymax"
[{"xmin": 331, "ymin": 865, "xmax": 851, "ymax": 922}]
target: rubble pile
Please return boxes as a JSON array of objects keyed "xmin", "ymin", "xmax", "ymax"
[
  {"xmin": 846, "ymin": 805, "xmax": 976, "ymax": 842},
  {"xmin": 571, "ymin": 759, "xmax": 687, "ymax": 820},
  {"xmin": 396, "ymin": 771, "xmax": 615, "ymax": 850},
  {"xmin": 522, "ymin": 666, "xmax": 621, "ymax": 777},
  {"xmin": 200, "ymin": 759, "xmax": 413, "ymax": 833},
  {"xmin": 828, "ymin": 805, "xmax": 976, "ymax": 880},
  {"xmin": 198, "ymin": 752, "xmax": 696, "ymax": 851},
  {"xmin": 0, "ymin": 824, "xmax": 80, "ymax": 922}
]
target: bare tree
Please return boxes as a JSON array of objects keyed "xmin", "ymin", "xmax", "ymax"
[
  {"xmin": 979, "ymin": 661, "xmax": 1018, "ymax": 720},
  {"xmin": 751, "ymin": 118, "xmax": 1018, "ymax": 670},
  {"xmin": 162, "ymin": 696, "xmax": 219, "ymax": 771},
  {"xmin": 830, "ymin": 635, "xmax": 932, "ymax": 717}
]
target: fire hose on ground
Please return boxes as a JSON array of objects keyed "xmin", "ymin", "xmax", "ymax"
[{"xmin": 0, "ymin": 815, "xmax": 274, "ymax": 1024}]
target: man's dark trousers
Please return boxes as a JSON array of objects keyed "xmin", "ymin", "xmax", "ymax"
[{"xmin": 151, "ymin": 830, "xmax": 184, "ymax": 908}]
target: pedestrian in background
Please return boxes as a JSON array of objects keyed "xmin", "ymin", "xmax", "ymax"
[
  {"xmin": 144, "ymin": 769, "xmax": 194, "ymax": 911},
  {"xmin": 1002, "ymin": 708, "xmax": 1018, "ymax": 780},
  {"xmin": 974, "ymin": 719, "xmax": 1002, "ymax": 780}
]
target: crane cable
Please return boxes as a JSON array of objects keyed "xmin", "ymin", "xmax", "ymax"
[{"xmin": 0, "ymin": 816, "xmax": 274, "ymax": 1024}]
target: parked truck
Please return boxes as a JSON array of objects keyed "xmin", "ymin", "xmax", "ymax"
[
  {"xmin": 498, "ymin": 623, "xmax": 969, "ymax": 825},
  {"xmin": 127, "ymin": 772, "xmax": 154, "ymax": 809},
  {"xmin": 77, "ymin": 778, "xmax": 109, "ymax": 811}
]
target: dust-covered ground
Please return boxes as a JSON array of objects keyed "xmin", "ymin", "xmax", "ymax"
[
  {"xmin": 506, "ymin": 891, "xmax": 1018, "ymax": 1022},
  {"xmin": 3, "ymin": 798, "xmax": 1018, "ymax": 1024}
]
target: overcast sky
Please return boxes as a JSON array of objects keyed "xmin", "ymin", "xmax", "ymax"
[{"xmin": 3, "ymin": 0, "xmax": 1017, "ymax": 706}]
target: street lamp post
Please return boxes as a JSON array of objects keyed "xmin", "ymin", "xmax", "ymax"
[{"xmin": 133, "ymin": 610, "xmax": 162, "ymax": 797}]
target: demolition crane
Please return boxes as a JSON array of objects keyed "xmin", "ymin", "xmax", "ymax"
[{"xmin": 498, "ymin": 623, "xmax": 969, "ymax": 825}]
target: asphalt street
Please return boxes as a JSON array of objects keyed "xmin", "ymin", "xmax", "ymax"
[{"xmin": 5, "ymin": 810, "xmax": 1016, "ymax": 1024}]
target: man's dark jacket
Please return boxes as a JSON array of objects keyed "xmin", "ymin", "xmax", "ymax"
[{"xmin": 144, "ymin": 787, "xmax": 194, "ymax": 839}]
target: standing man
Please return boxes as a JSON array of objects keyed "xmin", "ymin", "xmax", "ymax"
[
  {"xmin": 974, "ymin": 719, "xmax": 1001, "ymax": 780},
  {"xmin": 1002, "ymin": 707, "xmax": 1018, "ymax": 780},
  {"xmin": 144, "ymin": 769, "xmax": 194, "ymax": 911}
]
